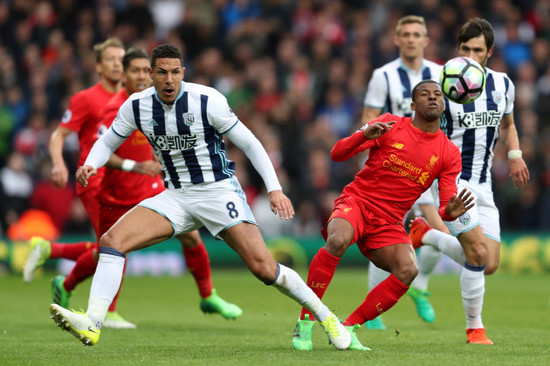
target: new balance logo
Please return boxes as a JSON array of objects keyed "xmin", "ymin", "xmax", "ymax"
[
  {"xmin": 148, "ymin": 119, "xmax": 158, "ymax": 127},
  {"xmin": 392, "ymin": 142, "xmax": 404, "ymax": 149}
]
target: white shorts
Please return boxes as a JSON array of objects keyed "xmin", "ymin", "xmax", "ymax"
[
  {"xmin": 432, "ymin": 179, "xmax": 500, "ymax": 241},
  {"xmin": 138, "ymin": 176, "xmax": 256, "ymax": 239}
]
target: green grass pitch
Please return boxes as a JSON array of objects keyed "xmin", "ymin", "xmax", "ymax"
[{"xmin": 1, "ymin": 268, "xmax": 549, "ymax": 365}]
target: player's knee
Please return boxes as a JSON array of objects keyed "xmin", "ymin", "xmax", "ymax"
[
  {"xmin": 324, "ymin": 235, "xmax": 349, "ymax": 258},
  {"xmin": 467, "ymin": 242, "xmax": 487, "ymax": 265},
  {"xmin": 247, "ymin": 259, "xmax": 276, "ymax": 284},
  {"xmin": 99, "ymin": 232, "xmax": 124, "ymax": 253},
  {"xmin": 395, "ymin": 261, "xmax": 418, "ymax": 286}
]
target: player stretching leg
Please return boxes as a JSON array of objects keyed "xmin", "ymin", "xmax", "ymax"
[
  {"xmin": 409, "ymin": 18, "xmax": 529, "ymax": 344},
  {"xmin": 49, "ymin": 44, "xmax": 350, "ymax": 349},
  {"xmin": 358, "ymin": 15, "xmax": 443, "ymax": 329},
  {"xmin": 292, "ymin": 81, "xmax": 473, "ymax": 351}
]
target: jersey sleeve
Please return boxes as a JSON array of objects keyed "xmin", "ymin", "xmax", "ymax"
[
  {"xmin": 110, "ymin": 98, "xmax": 138, "ymax": 138},
  {"xmin": 331, "ymin": 113, "xmax": 398, "ymax": 161},
  {"xmin": 207, "ymin": 89, "xmax": 239, "ymax": 133},
  {"xmin": 504, "ymin": 76, "xmax": 515, "ymax": 115},
  {"xmin": 363, "ymin": 68, "xmax": 388, "ymax": 109},
  {"xmin": 60, "ymin": 92, "xmax": 88, "ymax": 132},
  {"xmin": 437, "ymin": 143, "xmax": 462, "ymax": 221}
]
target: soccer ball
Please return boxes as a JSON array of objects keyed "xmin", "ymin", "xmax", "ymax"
[{"xmin": 440, "ymin": 57, "xmax": 486, "ymax": 104}]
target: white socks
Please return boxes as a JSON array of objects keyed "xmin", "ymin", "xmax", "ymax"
[
  {"xmin": 423, "ymin": 229, "xmax": 466, "ymax": 265},
  {"xmin": 87, "ymin": 249, "xmax": 126, "ymax": 327},
  {"xmin": 411, "ymin": 245, "xmax": 443, "ymax": 291},
  {"xmin": 460, "ymin": 264, "xmax": 485, "ymax": 329},
  {"xmin": 272, "ymin": 263, "xmax": 330, "ymax": 322},
  {"xmin": 368, "ymin": 262, "xmax": 390, "ymax": 292}
]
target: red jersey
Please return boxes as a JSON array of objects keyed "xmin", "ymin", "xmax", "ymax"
[
  {"xmin": 60, "ymin": 82, "xmax": 116, "ymax": 194},
  {"xmin": 332, "ymin": 113, "xmax": 461, "ymax": 223},
  {"xmin": 97, "ymin": 88, "xmax": 164, "ymax": 207}
]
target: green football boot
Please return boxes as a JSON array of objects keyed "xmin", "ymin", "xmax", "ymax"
[
  {"xmin": 104, "ymin": 311, "xmax": 137, "ymax": 329},
  {"xmin": 51, "ymin": 275, "xmax": 73, "ymax": 309},
  {"xmin": 200, "ymin": 289, "xmax": 243, "ymax": 319},
  {"xmin": 365, "ymin": 315, "xmax": 386, "ymax": 330},
  {"xmin": 408, "ymin": 287, "xmax": 435, "ymax": 323},
  {"xmin": 23, "ymin": 236, "xmax": 52, "ymax": 283},
  {"xmin": 292, "ymin": 314, "xmax": 315, "ymax": 351},
  {"xmin": 345, "ymin": 324, "xmax": 371, "ymax": 351}
]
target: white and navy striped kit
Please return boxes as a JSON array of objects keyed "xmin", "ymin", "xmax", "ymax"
[
  {"xmin": 113, "ymin": 83, "xmax": 238, "ymax": 189},
  {"xmin": 363, "ymin": 58, "xmax": 442, "ymax": 117},
  {"xmin": 440, "ymin": 68, "xmax": 514, "ymax": 185}
]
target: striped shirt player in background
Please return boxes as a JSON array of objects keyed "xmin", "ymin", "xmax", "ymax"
[
  {"xmin": 409, "ymin": 18, "xmax": 530, "ymax": 344},
  {"xmin": 96, "ymin": 47, "xmax": 241, "ymax": 327},
  {"xmin": 50, "ymin": 44, "xmax": 352, "ymax": 349},
  {"xmin": 360, "ymin": 15, "xmax": 449, "ymax": 330}
]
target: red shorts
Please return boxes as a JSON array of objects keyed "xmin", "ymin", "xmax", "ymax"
[
  {"xmin": 321, "ymin": 195, "xmax": 410, "ymax": 259},
  {"xmin": 98, "ymin": 203, "xmax": 134, "ymax": 238},
  {"xmin": 78, "ymin": 184, "xmax": 101, "ymax": 238}
]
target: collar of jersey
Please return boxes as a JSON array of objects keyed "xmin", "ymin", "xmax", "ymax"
[
  {"xmin": 398, "ymin": 58, "xmax": 427, "ymax": 74},
  {"xmin": 154, "ymin": 82, "xmax": 185, "ymax": 106}
]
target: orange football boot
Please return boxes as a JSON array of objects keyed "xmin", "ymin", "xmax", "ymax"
[
  {"xmin": 466, "ymin": 328, "xmax": 494, "ymax": 345},
  {"xmin": 409, "ymin": 217, "xmax": 432, "ymax": 249}
]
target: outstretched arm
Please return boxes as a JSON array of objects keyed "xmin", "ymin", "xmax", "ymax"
[
  {"xmin": 225, "ymin": 122, "xmax": 294, "ymax": 220},
  {"xmin": 76, "ymin": 128, "xmax": 126, "ymax": 187},
  {"xmin": 331, "ymin": 121, "xmax": 395, "ymax": 161}
]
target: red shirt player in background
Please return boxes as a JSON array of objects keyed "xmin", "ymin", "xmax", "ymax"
[
  {"xmin": 291, "ymin": 80, "xmax": 474, "ymax": 351},
  {"xmin": 22, "ymin": 38, "xmax": 129, "ymax": 326},
  {"xmin": 78, "ymin": 47, "xmax": 242, "ymax": 328}
]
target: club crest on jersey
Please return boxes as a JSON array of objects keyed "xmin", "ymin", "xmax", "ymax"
[
  {"xmin": 426, "ymin": 156, "xmax": 439, "ymax": 170},
  {"xmin": 491, "ymin": 91, "xmax": 502, "ymax": 104},
  {"xmin": 182, "ymin": 112, "xmax": 194, "ymax": 126},
  {"xmin": 458, "ymin": 212, "xmax": 471, "ymax": 226}
]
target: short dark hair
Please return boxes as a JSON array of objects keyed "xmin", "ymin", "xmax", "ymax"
[
  {"xmin": 122, "ymin": 47, "xmax": 149, "ymax": 71},
  {"xmin": 411, "ymin": 80, "xmax": 440, "ymax": 102},
  {"xmin": 458, "ymin": 18, "xmax": 494, "ymax": 50},
  {"xmin": 151, "ymin": 44, "xmax": 183, "ymax": 69}
]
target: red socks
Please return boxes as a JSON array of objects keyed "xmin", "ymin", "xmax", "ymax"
[
  {"xmin": 300, "ymin": 247, "xmax": 340, "ymax": 321},
  {"xmin": 50, "ymin": 241, "xmax": 98, "ymax": 261},
  {"xmin": 183, "ymin": 241, "xmax": 213, "ymax": 299},
  {"xmin": 343, "ymin": 274, "xmax": 409, "ymax": 326},
  {"xmin": 63, "ymin": 249, "xmax": 98, "ymax": 291}
]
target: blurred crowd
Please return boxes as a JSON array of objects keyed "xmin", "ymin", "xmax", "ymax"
[{"xmin": 1, "ymin": 0, "xmax": 550, "ymax": 239}]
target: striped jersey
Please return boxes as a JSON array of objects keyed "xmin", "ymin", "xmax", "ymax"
[
  {"xmin": 440, "ymin": 67, "xmax": 514, "ymax": 184},
  {"xmin": 363, "ymin": 58, "xmax": 442, "ymax": 117},
  {"xmin": 112, "ymin": 82, "xmax": 238, "ymax": 189}
]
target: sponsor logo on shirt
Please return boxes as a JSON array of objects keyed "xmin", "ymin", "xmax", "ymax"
[
  {"xmin": 148, "ymin": 133, "xmax": 198, "ymax": 151},
  {"xmin": 456, "ymin": 111, "xmax": 501, "ymax": 129},
  {"xmin": 383, "ymin": 154, "xmax": 431, "ymax": 186}
]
